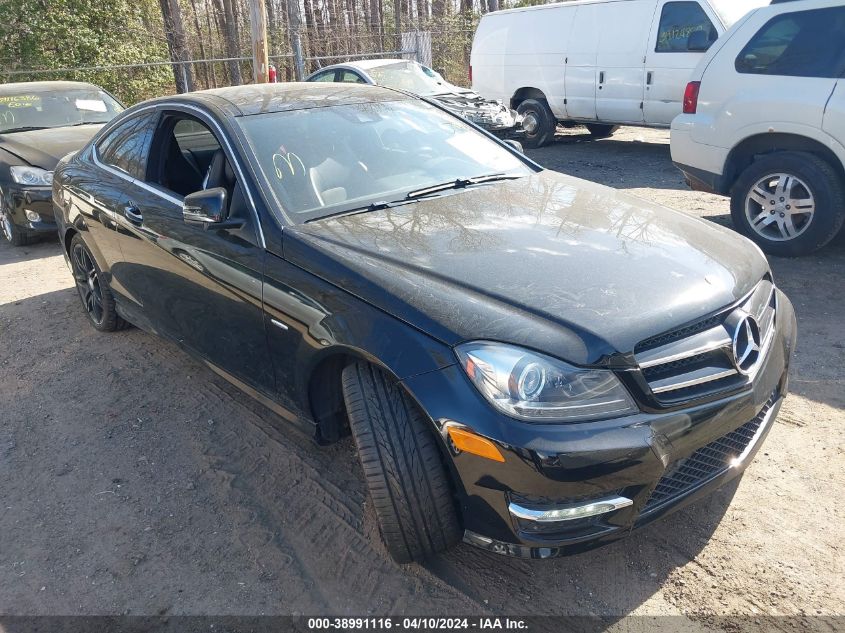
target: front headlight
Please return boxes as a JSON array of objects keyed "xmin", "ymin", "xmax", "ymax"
[
  {"xmin": 10, "ymin": 166, "xmax": 53, "ymax": 186},
  {"xmin": 455, "ymin": 342, "xmax": 637, "ymax": 423}
]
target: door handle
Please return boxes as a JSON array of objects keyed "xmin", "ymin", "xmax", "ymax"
[
  {"xmin": 599, "ymin": 71, "xmax": 605, "ymax": 84},
  {"xmin": 124, "ymin": 204, "xmax": 143, "ymax": 224},
  {"xmin": 647, "ymin": 71, "xmax": 654, "ymax": 85}
]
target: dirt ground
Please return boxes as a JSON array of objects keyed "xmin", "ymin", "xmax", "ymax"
[{"xmin": 1, "ymin": 127, "xmax": 843, "ymax": 630}]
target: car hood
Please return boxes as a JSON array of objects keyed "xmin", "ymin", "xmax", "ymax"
[
  {"xmin": 0, "ymin": 124, "xmax": 103, "ymax": 170},
  {"xmin": 285, "ymin": 170, "xmax": 768, "ymax": 366}
]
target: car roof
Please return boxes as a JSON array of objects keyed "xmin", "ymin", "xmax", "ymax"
[
  {"xmin": 142, "ymin": 82, "xmax": 411, "ymax": 117},
  {"xmin": 314, "ymin": 58, "xmax": 415, "ymax": 73},
  {"xmin": 0, "ymin": 80, "xmax": 105, "ymax": 95}
]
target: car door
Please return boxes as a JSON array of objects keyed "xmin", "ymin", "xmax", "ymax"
[
  {"xmin": 644, "ymin": 0, "xmax": 721, "ymax": 126},
  {"xmin": 108, "ymin": 106, "xmax": 277, "ymax": 397},
  {"xmin": 594, "ymin": 0, "xmax": 652, "ymax": 124},
  {"xmin": 563, "ymin": 3, "xmax": 600, "ymax": 121},
  {"xmin": 707, "ymin": 5, "xmax": 845, "ymax": 146},
  {"xmin": 76, "ymin": 112, "xmax": 158, "ymax": 282}
]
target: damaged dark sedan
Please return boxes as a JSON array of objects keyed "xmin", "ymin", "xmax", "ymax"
[
  {"xmin": 53, "ymin": 83, "xmax": 796, "ymax": 563},
  {"xmin": 0, "ymin": 81, "xmax": 122, "ymax": 246}
]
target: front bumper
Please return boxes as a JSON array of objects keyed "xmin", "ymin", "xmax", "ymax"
[
  {"xmin": 1, "ymin": 183, "xmax": 57, "ymax": 235},
  {"xmin": 402, "ymin": 290, "xmax": 797, "ymax": 558}
]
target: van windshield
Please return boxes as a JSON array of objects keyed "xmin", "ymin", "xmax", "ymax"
[{"xmin": 710, "ymin": 0, "xmax": 769, "ymax": 28}]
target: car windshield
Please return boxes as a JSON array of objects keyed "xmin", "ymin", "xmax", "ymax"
[
  {"xmin": 365, "ymin": 61, "xmax": 448, "ymax": 96},
  {"xmin": 710, "ymin": 0, "xmax": 768, "ymax": 28},
  {"xmin": 238, "ymin": 98, "xmax": 532, "ymax": 223},
  {"xmin": 0, "ymin": 88, "xmax": 123, "ymax": 134}
]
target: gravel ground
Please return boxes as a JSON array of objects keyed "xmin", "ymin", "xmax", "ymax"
[{"xmin": 1, "ymin": 127, "xmax": 843, "ymax": 630}]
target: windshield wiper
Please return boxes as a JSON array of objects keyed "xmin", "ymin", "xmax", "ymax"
[
  {"xmin": 406, "ymin": 173, "xmax": 523, "ymax": 199},
  {"xmin": 0, "ymin": 126, "xmax": 50, "ymax": 134},
  {"xmin": 305, "ymin": 173, "xmax": 525, "ymax": 223},
  {"xmin": 305, "ymin": 198, "xmax": 414, "ymax": 223}
]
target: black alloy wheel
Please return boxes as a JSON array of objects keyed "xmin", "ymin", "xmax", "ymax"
[{"xmin": 69, "ymin": 234, "xmax": 127, "ymax": 331}]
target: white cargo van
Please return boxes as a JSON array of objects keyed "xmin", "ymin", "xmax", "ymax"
[{"xmin": 470, "ymin": 0, "xmax": 769, "ymax": 147}]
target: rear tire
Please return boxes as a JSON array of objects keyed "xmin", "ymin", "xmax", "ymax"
[
  {"xmin": 584, "ymin": 123, "xmax": 619, "ymax": 139},
  {"xmin": 516, "ymin": 98, "xmax": 556, "ymax": 149},
  {"xmin": 730, "ymin": 151, "xmax": 845, "ymax": 257},
  {"xmin": 341, "ymin": 362, "xmax": 461, "ymax": 564},
  {"xmin": 69, "ymin": 234, "xmax": 128, "ymax": 332}
]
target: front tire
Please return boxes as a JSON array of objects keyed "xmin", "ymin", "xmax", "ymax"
[
  {"xmin": 584, "ymin": 123, "xmax": 619, "ymax": 139},
  {"xmin": 341, "ymin": 362, "xmax": 461, "ymax": 564},
  {"xmin": 730, "ymin": 152, "xmax": 845, "ymax": 257},
  {"xmin": 516, "ymin": 98, "xmax": 556, "ymax": 149},
  {"xmin": 0, "ymin": 206, "xmax": 36, "ymax": 246},
  {"xmin": 69, "ymin": 234, "xmax": 128, "ymax": 332}
]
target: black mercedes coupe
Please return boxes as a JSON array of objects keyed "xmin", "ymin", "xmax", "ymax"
[
  {"xmin": 0, "ymin": 81, "xmax": 123, "ymax": 246},
  {"xmin": 52, "ymin": 83, "xmax": 796, "ymax": 563}
]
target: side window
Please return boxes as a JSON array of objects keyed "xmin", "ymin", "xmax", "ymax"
[
  {"xmin": 146, "ymin": 113, "xmax": 257, "ymax": 244},
  {"xmin": 340, "ymin": 71, "xmax": 366, "ymax": 84},
  {"xmin": 736, "ymin": 7, "xmax": 845, "ymax": 78},
  {"xmin": 656, "ymin": 2, "xmax": 717, "ymax": 53},
  {"xmin": 148, "ymin": 115, "xmax": 221, "ymax": 198},
  {"xmin": 310, "ymin": 71, "xmax": 337, "ymax": 82},
  {"xmin": 96, "ymin": 113, "xmax": 157, "ymax": 179}
]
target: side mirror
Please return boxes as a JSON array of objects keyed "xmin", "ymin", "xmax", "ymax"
[
  {"xmin": 503, "ymin": 139, "xmax": 524, "ymax": 154},
  {"xmin": 687, "ymin": 30, "xmax": 711, "ymax": 52},
  {"xmin": 183, "ymin": 187, "xmax": 227, "ymax": 224}
]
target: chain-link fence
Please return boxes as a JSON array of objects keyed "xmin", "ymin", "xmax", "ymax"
[{"xmin": 1, "ymin": 22, "xmax": 476, "ymax": 105}]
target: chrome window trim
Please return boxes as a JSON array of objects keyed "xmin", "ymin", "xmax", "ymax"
[
  {"xmin": 91, "ymin": 101, "xmax": 267, "ymax": 248},
  {"xmin": 92, "ymin": 147, "xmax": 183, "ymax": 206}
]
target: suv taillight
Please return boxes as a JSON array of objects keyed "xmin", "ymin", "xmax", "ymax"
[{"xmin": 683, "ymin": 81, "xmax": 701, "ymax": 114}]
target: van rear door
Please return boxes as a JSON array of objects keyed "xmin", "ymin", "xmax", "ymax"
[
  {"xmin": 594, "ymin": 0, "xmax": 652, "ymax": 124},
  {"xmin": 643, "ymin": 0, "xmax": 721, "ymax": 125}
]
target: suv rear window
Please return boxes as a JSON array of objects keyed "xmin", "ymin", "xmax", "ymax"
[{"xmin": 736, "ymin": 7, "xmax": 845, "ymax": 78}]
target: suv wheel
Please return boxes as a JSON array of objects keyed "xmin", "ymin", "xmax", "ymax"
[
  {"xmin": 731, "ymin": 152, "xmax": 845, "ymax": 257},
  {"xmin": 516, "ymin": 99, "xmax": 556, "ymax": 149},
  {"xmin": 70, "ymin": 234, "xmax": 128, "ymax": 331},
  {"xmin": 341, "ymin": 362, "xmax": 461, "ymax": 563}
]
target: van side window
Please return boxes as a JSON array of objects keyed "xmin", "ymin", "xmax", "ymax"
[
  {"xmin": 656, "ymin": 2, "xmax": 717, "ymax": 53},
  {"xmin": 735, "ymin": 7, "xmax": 845, "ymax": 78}
]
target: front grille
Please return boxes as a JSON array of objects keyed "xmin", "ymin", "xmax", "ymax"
[
  {"xmin": 643, "ymin": 390, "xmax": 778, "ymax": 512},
  {"xmin": 634, "ymin": 278, "xmax": 777, "ymax": 403},
  {"xmin": 636, "ymin": 315, "xmax": 722, "ymax": 354}
]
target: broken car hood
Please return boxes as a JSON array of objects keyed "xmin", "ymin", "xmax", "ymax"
[{"xmin": 0, "ymin": 124, "xmax": 103, "ymax": 170}]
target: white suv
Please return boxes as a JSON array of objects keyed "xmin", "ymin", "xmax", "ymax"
[{"xmin": 671, "ymin": 0, "xmax": 845, "ymax": 257}]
